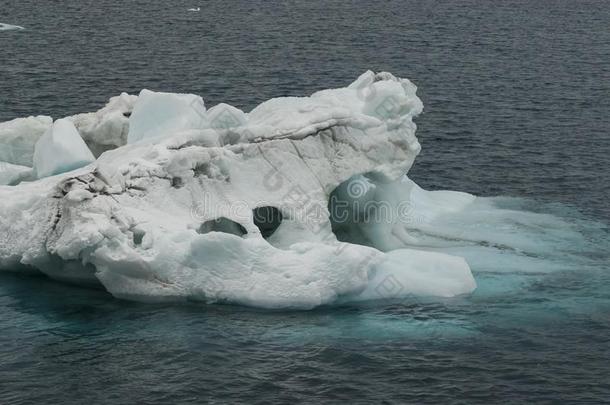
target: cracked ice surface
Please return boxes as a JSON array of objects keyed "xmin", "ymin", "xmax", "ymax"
[{"xmin": 0, "ymin": 71, "xmax": 477, "ymax": 309}]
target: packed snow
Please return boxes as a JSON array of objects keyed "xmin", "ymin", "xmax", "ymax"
[{"xmin": 0, "ymin": 71, "xmax": 487, "ymax": 308}]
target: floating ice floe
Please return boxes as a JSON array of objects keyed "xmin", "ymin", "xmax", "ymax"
[
  {"xmin": 0, "ymin": 71, "xmax": 484, "ymax": 309},
  {"xmin": 0, "ymin": 23, "xmax": 25, "ymax": 31}
]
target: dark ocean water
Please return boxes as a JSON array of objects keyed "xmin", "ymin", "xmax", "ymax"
[{"xmin": 1, "ymin": 0, "xmax": 609, "ymax": 403}]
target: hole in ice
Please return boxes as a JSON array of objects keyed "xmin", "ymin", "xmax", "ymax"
[
  {"xmin": 171, "ymin": 177, "xmax": 183, "ymax": 188},
  {"xmin": 252, "ymin": 206, "xmax": 283, "ymax": 239},
  {"xmin": 327, "ymin": 173, "xmax": 379, "ymax": 248},
  {"xmin": 133, "ymin": 229, "xmax": 145, "ymax": 246},
  {"xmin": 198, "ymin": 217, "xmax": 247, "ymax": 237}
]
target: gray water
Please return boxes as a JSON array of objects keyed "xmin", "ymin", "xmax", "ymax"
[{"xmin": 1, "ymin": 1, "xmax": 609, "ymax": 403}]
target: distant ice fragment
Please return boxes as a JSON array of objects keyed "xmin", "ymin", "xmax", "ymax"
[
  {"xmin": 0, "ymin": 23, "xmax": 24, "ymax": 31},
  {"xmin": 33, "ymin": 119, "xmax": 95, "ymax": 178},
  {"xmin": 127, "ymin": 90, "xmax": 206, "ymax": 144}
]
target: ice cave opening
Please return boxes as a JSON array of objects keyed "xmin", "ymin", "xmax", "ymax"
[
  {"xmin": 328, "ymin": 173, "xmax": 386, "ymax": 249},
  {"xmin": 252, "ymin": 206, "xmax": 283, "ymax": 239},
  {"xmin": 198, "ymin": 217, "xmax": 248, "ymax": 237}
]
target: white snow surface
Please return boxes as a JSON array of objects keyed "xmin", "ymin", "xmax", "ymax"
[{"xmin": 0, "ymin": 71, "xmax": 479, "ymax": 309}]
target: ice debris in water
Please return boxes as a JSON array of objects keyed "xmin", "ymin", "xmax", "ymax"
[
  {"xmin": 0, "ymin": 23, "xmax": 24, "ymax": 31},
  {"xmin": 0, "ymin": 70, "xmax": 496, "ymax": 309}
]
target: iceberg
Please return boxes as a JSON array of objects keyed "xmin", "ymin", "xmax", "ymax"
[
  {"xmin": 33, "ymin": 118, "xmax": 95, "ymax": 179},
  {"xmin": 0, "ymin": 71, "xmax": 480, "ymax": 309}
]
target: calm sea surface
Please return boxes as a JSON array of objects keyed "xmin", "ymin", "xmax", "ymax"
[{"xmin": 1, "ymin": 1, "xmax": 609, "ymax": 403}]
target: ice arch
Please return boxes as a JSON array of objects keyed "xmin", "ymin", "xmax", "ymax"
[
  {"xmin": 199, "ymin": 217, "xmax": 248, "ymax": 237},
  {"xmin": 329, "ymin": 173, "xmax": 379, "ymax": 248}
]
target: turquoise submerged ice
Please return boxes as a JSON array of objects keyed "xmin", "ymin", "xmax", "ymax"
[{"xmin": 0, "ymin": 71, "xmax": 606, "ymax": 310}]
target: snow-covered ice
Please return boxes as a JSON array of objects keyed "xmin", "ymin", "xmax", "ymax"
[
  {"xmin": 0, "ymin": 71, "xmax": 486, "ymax": 309},
  {"xmin": 0, "ymin": 162, "xmax": 32, "ymax": 186},
  {"xmin": 0, "ymin": 115, "xmax": 52, "ymax": 166},
  {"xmin": 69, "ymin": 92, "xmax": 137, "ymax": 156}
]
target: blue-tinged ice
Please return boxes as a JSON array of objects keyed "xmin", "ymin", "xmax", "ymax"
[
  {"xmin": 127, "ymin": 90, "xmax": 206, "ymax": 144},
  {"xmin": 33, "ymin": 119, "xmax": 95, "ymax": 178}
]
